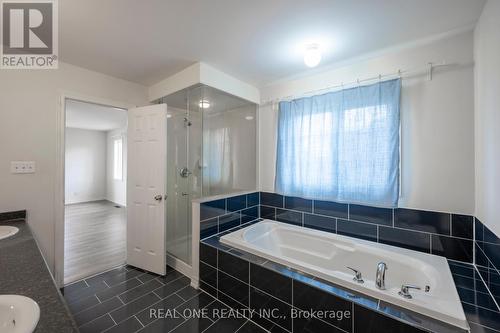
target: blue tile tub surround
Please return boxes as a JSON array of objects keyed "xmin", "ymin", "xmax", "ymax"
[
  {"xmin": 199, "ymin": 235, "xmax": 470, "ymax": 333},
  {"xmin": 258, "ymin": 192, "xmax": 474, "ymax": 263},
  {"xmin": 449, "ymin": 261, "xmax": 500, "ymax": 333},
  {"xmin": 200, "ymin": 192, "xmax": 260, "ymax": 239},
  {"xmin": 475, "ymin": 218, "xmax": 500, "ymax": 310}
]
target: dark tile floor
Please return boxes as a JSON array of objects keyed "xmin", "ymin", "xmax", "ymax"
[{"xmin": 61, "ymin": 266, "xmax": 267, "ymax": 333}]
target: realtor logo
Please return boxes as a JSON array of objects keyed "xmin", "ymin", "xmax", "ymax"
[{"xmin": 1, "ymin": 0, "xmax": 58, "ymax": 69}]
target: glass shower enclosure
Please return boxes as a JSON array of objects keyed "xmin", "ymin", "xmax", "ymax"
[{"xmin": 160, "ymin": 84, "xmax": 257, "ymax": 268}]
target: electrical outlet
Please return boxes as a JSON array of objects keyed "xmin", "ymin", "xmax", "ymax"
[{"xmin": 11, "ymin": 161, "xmax": 36, "ymax": 174}]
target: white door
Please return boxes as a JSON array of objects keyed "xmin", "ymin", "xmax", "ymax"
[{"xmin": 127, "ymin": 104, "xmax": 167, "ymax": 275}]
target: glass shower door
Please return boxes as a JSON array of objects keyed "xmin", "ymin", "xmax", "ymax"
[{"xmin": 165, "ymin": 88, "xmax": 202, "ymax": 266}]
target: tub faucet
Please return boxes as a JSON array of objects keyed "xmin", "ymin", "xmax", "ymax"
[{"xmin": 375, "ymin": 262, "xmax": 388, "ymax": 290}]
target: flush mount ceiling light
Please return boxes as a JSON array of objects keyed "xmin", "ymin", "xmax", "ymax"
[
  {"xmin": 199, "ymin": 99, "xmax": 210, "ymax": 109},
  {"xmin": 304, "ymin": 43, "xmax": 321, "ymax": 68},
  {"xmin": 245, "ymin": 116, "xmax": 254, "ymax": 120}
]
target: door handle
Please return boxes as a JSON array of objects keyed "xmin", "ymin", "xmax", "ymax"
[{"xmin": 154, "ymin": 195, "xmax": 163, "ymax": 202}]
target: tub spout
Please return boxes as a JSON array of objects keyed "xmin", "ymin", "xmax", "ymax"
[{"xmin": 376, "ymin": 262, "xmax": 388, "ymax": 290}]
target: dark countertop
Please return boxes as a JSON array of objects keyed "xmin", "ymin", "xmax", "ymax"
[{"xmin": 0, "ymin": 219, "xmax": 79, "ymax": 333}]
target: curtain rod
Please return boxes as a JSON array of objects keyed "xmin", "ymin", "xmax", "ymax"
[{"xmin": 261, "ymin": 61, "xmax": 448, "ymax": 106}]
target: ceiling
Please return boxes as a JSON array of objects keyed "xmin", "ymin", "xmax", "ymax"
[
  {"xmin": 65, "ymin": 100, "xmax": 127, "ymax": 131},
  {"xmin": 59, "ymin": 0, "xmax": 485, "ymax": 87}
]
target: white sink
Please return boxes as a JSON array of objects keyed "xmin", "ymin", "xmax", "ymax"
[
  {"xmin": 0, "ymin": 226, "xmax": 19, "ymax": 240},
  {"xmin": 0, "ymin": 295, "xmax": 40, "ymax": 333}
]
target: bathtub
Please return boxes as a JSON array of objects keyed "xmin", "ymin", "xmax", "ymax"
[{"xmin": 220, "ymin": 220, "xmax": 468, "ymax": 331}]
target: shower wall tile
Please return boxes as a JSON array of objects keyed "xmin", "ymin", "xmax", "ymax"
[{"xmin": 227, "ymin": 195, "xmax": 247, "ymax": 212}]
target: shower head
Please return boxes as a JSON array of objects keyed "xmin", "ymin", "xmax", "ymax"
[{"xmin": 183, "ymin": 117, "xmax": 192, "ymax": 127}]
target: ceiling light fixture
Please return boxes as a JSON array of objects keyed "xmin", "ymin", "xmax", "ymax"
[
  {"xmin": 245, "ymin": 116, "xmax": 254, "ymax": 120},
  {"xmin": 199, "ymin": 100, "xmax": 210, "ymax": 109},
  {"xmin": 304, "ymin": 43, "xmax": 321, "ymax": 68}
]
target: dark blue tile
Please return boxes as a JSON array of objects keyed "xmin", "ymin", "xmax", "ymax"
[
  {"xmin": 200, "ymin": 217, "xmax": 218, "ymax": 239},
  {"xmin": 241, "ymin": 206, "xmax": 258, "ymax": 224},
  {"xmin": 204, "ymin": 317, "xmax": 247, "ymax": 333},
  {"xmin": 378, "ymin": 226, "xmax": 430, "ymax": 253},
  {"xmin": 476, "ymin": 243, "xmax": 490, "ymax": 268},
  {"xmin": 449, "ymin": 261, "xmax": 475, "ymax": 278},
  {"xmin": 261, "ymin": 192, "xmax": 284, "ymax": 208},
  {"xmin": 294, "ymin": 315, "xmax": 344, "ymax": 333},
  {"xmin": 452, "ymin": 214, "xmax": 474, "ymax": 239},
  {"xmin": 468, "ymin": 321, "xmax": 499, "ymax": 333},
  {"xmin": 484, "ymin": 224, "xmax": 500, "ymax": 245},
  {"xmin": 285, "ymin": 196, "xmax": 312, "ymax": 213},
  {"xmin": 218, "ymin": 251, "xmax": 249, "ymax": 282},
  {"xmin": 250, "ymin": 287, "xmax": 291, "ymax": 331},
  {"xmin": 200, "ymin": 199, "xmax": 226, "ymax": 220},
  {"xmin": 313, "ymin": 200, "xmax": 348, "ymax": 219},
  {"xmin": 395, "ymin": 208, "xmax": 450, "ymax": 235},
  {"xmin": 293, "ymin": 280, "xmax": 352, "ymax": 332},
  {"xmin": 304, "ymin": 213, "xmax": 336, "ymax": 233},
  {"xmin": 337, "ymin": 219, "xmax": 377, "ymax": 242},
  {"xmin": 227, "ymin": 195, "xmax": 247, "ymax": 212},
  {"xmin": 476, "ymin": 218, "xmax": 484, "ymax": 242},
  {"xmin": 218, "ymin": 271, "xmax": 249, "ymax": 306},
  {"xmin": 260, "ymin": 206, "xmax": 275, "ymax": 220},
  {"xmin": 457, "ymin": 287, "xmax": 500, "ymax": 312},
  {"xmin": 276, "ymin": 208, "xmax": 302, "ymax": 226},
  {"xmin": 462, "ymin": 302, "xmax": 500, "ymax": 331},
  {"xmin": 362, "ymin": 304, "xmax": 429, "ymax": 333},
  {"xmin": 200, "ymin": 261, "xmax": 217, "ymax": 292},
  {"xmin": 452, "ymin": 274, "xmax": 489, "ymax": 294},
  {"xmin": 247, "ymin": 192, "xmax": 260, "ymax": 207},
  {"xmin": 431, "ymin": 235, "xmax": 473, "ymax": 262},
  {"xmin": 483, "ymin": 242, "xmax": 500, "ymax": 271},
  {"xmin": 218, "ymin": 213, "xmax": 240, "ymax": 233},
  {"xmin": 250, "ymin": 263, "xmax": 292, "ymax": 304},
  {"xmin": 349, "ymin": 204, "xmax": 392, "ymax": 226},
  {"xmin": 200, "ymin": 243, "xmax": 217, "ymax": 268},
  {"xmin": 237, "ymin": 320, "xmax": 269, "ymax": 333}
]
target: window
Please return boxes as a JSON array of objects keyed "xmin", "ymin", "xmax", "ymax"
[
  {"xmin": 275, "ymin": 79, "xmax": 401, "ymax": 207},
  {"xmin": 113, "ymin": 137, "xmax": 123, "ymax": 180}
]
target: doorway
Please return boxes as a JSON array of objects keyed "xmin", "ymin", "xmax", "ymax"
[{"xmin": 63, "ymin": 99, "xmax": 128, "ymax": 284}]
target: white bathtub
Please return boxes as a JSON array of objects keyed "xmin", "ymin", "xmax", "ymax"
[{"xmin": 220, "ymin": 220, "xmax": 468, "ymax": 331}]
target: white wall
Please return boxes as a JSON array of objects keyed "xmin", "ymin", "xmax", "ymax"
[
  {"xmin": 0, "ymin": 62, "xmax": 148, "ymax": 274},
  {"xmin": 106, "ymin": 128, "xmax": 127, "ymax": 206},
  {"xmin": 259, "ymin": 31, "xmax": 475, "ymax": 215},
  {"xmin": 474, "ymin": 0, "xmax": 500, "ymax": 237},
  {"xmin": 65, "ymin": 128, "xmax": 107, "ymax": 204}
]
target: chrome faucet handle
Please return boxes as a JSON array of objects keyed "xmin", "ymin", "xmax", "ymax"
[
  {"xmin": 398, "ymin": 284, "xmax": 421, "ymax": 299},
  {"xmin": 346, "ymin": 267, "xmax": 364, "ymax": 283}
]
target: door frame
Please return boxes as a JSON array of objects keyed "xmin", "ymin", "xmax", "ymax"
[{"xmin": 54, "ymin": 91, "xmax": 137, "ymax": 288}]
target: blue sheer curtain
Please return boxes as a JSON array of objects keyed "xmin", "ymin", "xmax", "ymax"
[{"xmin": 275, "ymin": 78, "xmax": 401, "ymax": 207}]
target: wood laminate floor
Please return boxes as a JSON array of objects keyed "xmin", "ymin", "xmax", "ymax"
[{"xmin": 64, "ymin": 200, "xmax": 126, "ymax": 285}]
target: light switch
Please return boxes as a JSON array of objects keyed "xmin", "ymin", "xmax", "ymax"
[{"xmin": 11, "ymin": 161, "xmax": 36, "ymax": 174}]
